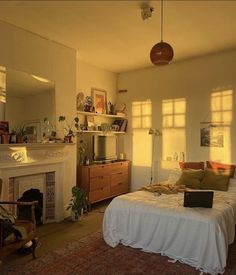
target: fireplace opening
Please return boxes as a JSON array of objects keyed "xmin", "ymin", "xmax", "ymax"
[{"xmin": 17, "ymin": 188, "xmax": 43, "ymax": 225}]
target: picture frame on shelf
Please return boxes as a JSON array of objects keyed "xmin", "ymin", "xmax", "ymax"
[
  {"xmin": 86, "ymin": 115, "xmax": 95, "ymax": 131},
  {"xmin": 92, "ymin": 88, "xmax": 107, "ymax": 114},
  {"xmin": 0, "ymin": 121, "xmax": 9, "ymax": 134},
  {"xmin": 24, "ymin": 119, "xmax": 41, "ymax": 143}
]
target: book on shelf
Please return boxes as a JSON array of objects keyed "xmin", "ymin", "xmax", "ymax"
[
  {"xmin": 113, "ymin": 119, "xmax": 128, "ymax": 132},
  {"xmin": 116, "ymin": 112, "xmax": 126, "ymax": 117}
]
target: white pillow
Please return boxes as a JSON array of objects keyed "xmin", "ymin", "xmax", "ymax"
[
  {"xmin": 167, "ymin": 169, "xmax": 182, "ymax": 185},
  {"xmin": 227, "ymin": 178, "xmax": 236, "ymax": 193}
]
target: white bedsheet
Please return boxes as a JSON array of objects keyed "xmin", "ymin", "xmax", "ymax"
[{"xmin": 103, "ymin": 188, "xmax": 236, "ymax": 275}]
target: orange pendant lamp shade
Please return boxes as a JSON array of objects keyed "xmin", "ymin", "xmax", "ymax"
[
  {"xmin": 150, "ymin": 41, "xmax": 174, "ymax": 65},
  {"xmin": 150, "ymin": 0, "xmax": 174, "ymax": 66}
]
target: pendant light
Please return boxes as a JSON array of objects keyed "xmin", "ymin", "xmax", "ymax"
[{"xmin": 150, "ymin": 0, "xmax": 174, "ymax": 65}]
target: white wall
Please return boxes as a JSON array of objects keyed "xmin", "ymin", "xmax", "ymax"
[
  {"xmin": 0, "ymin": 21, "xmax": 77, "ymax": 214},
  {"xmin": 77, "ymin": 59, "xmax": 117, "ymax": 102},
  {"xmin": 118, "ymin": 50, "xmax": 236, "ymax": 190},
  {"xmin": 76, "ymin": 59, "xmax": 119, "ymax": 161}
]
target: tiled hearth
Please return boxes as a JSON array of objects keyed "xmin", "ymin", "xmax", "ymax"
[{"xmin": 0, "ymin": 144, "xmax": 67, "ymax": 223}]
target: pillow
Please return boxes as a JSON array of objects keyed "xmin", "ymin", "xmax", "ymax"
[
  {"xmin": 201, "ymin": 169, "xmax": 230, "ymax": 191},
  {"xmin": 228, "ymin": 178, "xmax": 236, "ymax": 193},
  {"xmin": 179, "ymin": 162, "xmax": 205, "ymax": 170},
  {"xmin": 206, "ymin": 161, "xmax": 235, "ymax": 178},
  {"xmin": 176, "ymin": 169, "xmax": 205, "ymax": 189},
  {"xmin": 167, "ymin": 169, "xmax": 182, "ymax": 184},
  {"xmin": 229, "ymin": 178, "xmax": 236, "ymax": 186}
]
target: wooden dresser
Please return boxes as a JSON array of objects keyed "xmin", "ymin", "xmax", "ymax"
[{"xmin": 77, "ymin": 160, "xmax": 131, "ymax": 205}]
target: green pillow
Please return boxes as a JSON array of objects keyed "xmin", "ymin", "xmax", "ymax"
[
  {"xmin": 201, "ymin": 169, "xmax": 230, "ymax": 191},
  {"xmin": 176, "ymin": 169, "xmax": 205, "ymax": 189}
]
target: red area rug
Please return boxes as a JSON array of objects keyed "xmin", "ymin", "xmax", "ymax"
[{"xmin": 2, "ymin": 231, "xmax": 236, "ymax": 275}]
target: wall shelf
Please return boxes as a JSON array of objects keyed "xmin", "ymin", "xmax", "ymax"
[{"xmin": 77, "ymin": 111, "xmax": 127, "ymax": 119}]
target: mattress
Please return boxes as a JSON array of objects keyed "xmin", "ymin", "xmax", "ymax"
[{"xmin": 103, "ymin": 185, "xmax": 236, "ymax": 275}]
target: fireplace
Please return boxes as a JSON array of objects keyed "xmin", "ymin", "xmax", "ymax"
[
  {"xmin": 0, "ymin": 144, "xmax": 66, "ymax": 223},
  {"xmin": 9, "ymin": 172, "xmax": 56, "ymax": 224},
  {"xmin": 18, "ymin": 188, "xmax": 43, "ymax": 225}
]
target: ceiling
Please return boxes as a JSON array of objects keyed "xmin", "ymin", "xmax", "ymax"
[{"xmin": 0, "ymin": 1, "xmax": 236, "ymax": 73}]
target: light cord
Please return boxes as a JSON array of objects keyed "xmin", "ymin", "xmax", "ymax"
[{"xmin": 161, "ymin": 0, "xmax": 163, "ymax": 42}]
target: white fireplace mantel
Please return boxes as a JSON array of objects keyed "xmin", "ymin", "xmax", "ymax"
[{"xmin": 0, "ymin": 143, "xmax": 75, "ymax": 222}]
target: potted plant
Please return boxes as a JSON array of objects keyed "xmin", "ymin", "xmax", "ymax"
[
  {"xmin": 67, "ymin": 186, "xmax": 88, "ymax": 221},
  {"xmin": 42, "ymin": 118, "xmax": 57, "ymax": 143},
  {"xmin": 16, "ymin": 125, "xmax": 26, "ymax": 143},
  {"xmin": 58, "ymin": 116, "xmax": 79, "ymax": 143}
]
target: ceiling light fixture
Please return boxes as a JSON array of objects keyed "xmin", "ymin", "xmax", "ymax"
[
  {"xmin": 141, "ymin": 3, "xmax": 154, "ymax": 21},
  {"xmin": 150, "ymin": 0, "xmax": 174, "ymax": 65}
]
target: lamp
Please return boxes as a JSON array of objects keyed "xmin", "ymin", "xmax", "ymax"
[
  {"xmin": 149, "ymin": 128, "xmax": 162, "ymax": 185},
  {"xmin": 150, "ymin": 0, "xmax": 174, "ymax": 65}
]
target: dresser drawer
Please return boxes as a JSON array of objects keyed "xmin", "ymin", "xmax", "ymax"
[
  {"xmin": 90, "ymin": 176, "xmax": 110, "ymax": 191},
  {"xmin": 111, "ymin": 182, "xmax": 128, "ymax": 196},
  {"xmin": 110, "ymin": 172, "xmax": 128, "ymax": 187},
  {"xmin": 89, "ymin": 186, "xmax": 110, "ymax": 203},
  {"xmin": 89, "ymin": 165, "xmax": 109, "ymax": 177},
  {"xmin": 109, "ymin": 162, "xmax": 129, "ymax": 174}
]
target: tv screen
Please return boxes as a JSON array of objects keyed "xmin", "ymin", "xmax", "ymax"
[{"xmin": 93, "ymin": 135, "xmax": 117, "ymax": 161}]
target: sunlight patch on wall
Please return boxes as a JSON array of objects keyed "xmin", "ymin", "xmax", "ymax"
[
  {"xmin": 210, "ymin": 90, "xmax": 233, "ymax": 163},
  {"xmin": 162, "ymin": 98, "xmax": 186, "ymax": 163},
  {"xmin": 132, "ymin": 129, "xmax": 152, "ymax": 166},
  {"xmin": 132, "ymin": 100, "xmax": 152, "ymax": 167}
]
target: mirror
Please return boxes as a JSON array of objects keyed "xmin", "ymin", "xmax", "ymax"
[{"xmin": 0, "ymin": 66, "xmax": 55, "ymax": 143}]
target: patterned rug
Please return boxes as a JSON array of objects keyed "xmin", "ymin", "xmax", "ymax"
[{"xmin": 2, "ymin": 231, "xmax": 236, "ymax": 275}]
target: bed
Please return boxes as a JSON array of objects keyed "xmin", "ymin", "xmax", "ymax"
[{"xmin": 103, "ymin": 181, "xmax": 236, "ymax": 275}]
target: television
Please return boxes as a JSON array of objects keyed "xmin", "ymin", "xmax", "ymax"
[{"xmin": 93, "ymin": 135, "xmax": 117, "ymax": 162}]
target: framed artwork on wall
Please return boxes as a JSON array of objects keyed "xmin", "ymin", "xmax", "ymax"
[
  {"xmin": 200, "ymin": 122, "xmax": 224, "ymax": 147},
  {"xmin": 92, "ymin": 88, "xmax": 107, "ymax": 114}
]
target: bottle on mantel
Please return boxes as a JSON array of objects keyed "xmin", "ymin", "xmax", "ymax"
[
  {"xmin": 84, "ymin": 156, "xmax": 90, "ymax": 166},
  {"xmin": 173, "ymin": 152, "xmax": 178, "ymax": 161}
]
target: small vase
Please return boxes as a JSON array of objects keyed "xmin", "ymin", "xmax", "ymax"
[
  {"xmin": 64, "ymin": 135, "xmax": 73, "ymax": 143},
  {"xmin": 71, "ymin": 209, "xmax": 84, "ymax": 221},
  {"xmin": 17, "ymin": 136, "xmax": 24, "ymax": 143},
  {"xmin": 71, "ymin": 210, "xmax": 80, "ymax": 221},
  {"xmin": 1, "ymin": 134, "xmax": 10, "ymax": 144}
]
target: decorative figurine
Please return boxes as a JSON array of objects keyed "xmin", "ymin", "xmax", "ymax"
[{"xmin": 84, "ymin": 96, "xmax": 93, "ymax": 112}]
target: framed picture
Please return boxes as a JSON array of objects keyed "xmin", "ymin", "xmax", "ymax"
[
  {"xmin": 24, "ymin": 119, "xmax": 41, "ymax": 143},
  {"xmin": 0, "ymin": 121, "xmax": 9, "ymax": 135},
  {"xmin": 92, "ymin": 88, "xmax": 107, "ymax": 114},
  {"xmin": 86, "ymin": 115, "xmax": 95, "ymax": 130},
  {"xmin": 200, "ymin": 122, "xmax": 224, "ymax": 147}
]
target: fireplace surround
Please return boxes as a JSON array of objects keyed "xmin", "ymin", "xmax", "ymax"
[{"xmin": 0, "ymin": 143, "xmax": 68, "ymax": 223}]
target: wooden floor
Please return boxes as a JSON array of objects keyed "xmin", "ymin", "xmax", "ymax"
[{"xmin": 1, "ymin": 200, "xmax": 110, "ymax": 269}]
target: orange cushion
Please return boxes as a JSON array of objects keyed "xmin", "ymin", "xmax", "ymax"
[
  {"xmin": 179, "ymin": 162, "xmax": 205, "ymax": 170},
  {"xmin": 206, "ymin": 161, "xmax": 235, "ymax": 178}
]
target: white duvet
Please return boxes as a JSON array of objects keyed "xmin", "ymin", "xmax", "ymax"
[{"xmin": 103, "ymin": 185, "xmax": 236, "ymax": 275}]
